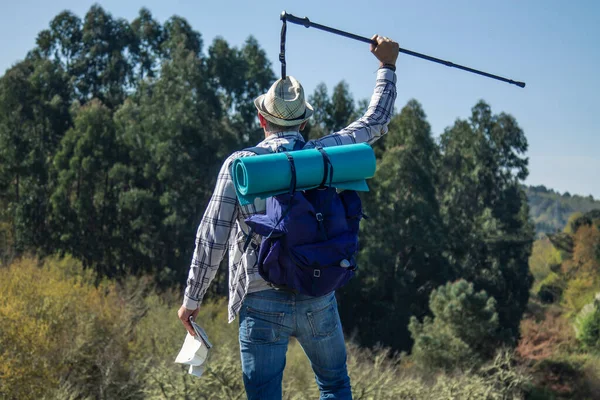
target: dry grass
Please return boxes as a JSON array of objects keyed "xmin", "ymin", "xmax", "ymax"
[{"xmin": 0, "ymin": 256, "xmax": 532, "ymax": 399}]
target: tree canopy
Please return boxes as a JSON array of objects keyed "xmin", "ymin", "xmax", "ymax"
[{"xmin": 0, "ymin": 5, "xmax": 535, "ymax": 354}]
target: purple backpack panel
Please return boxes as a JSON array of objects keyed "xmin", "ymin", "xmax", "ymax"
[{"xmin": 243, "ymin": 142, "xmax": 364, "ymax": 296}]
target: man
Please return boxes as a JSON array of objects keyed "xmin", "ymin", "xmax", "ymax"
[{"xmin": 178, "ymin": 35, "xmax": 399, "ymax": 399}]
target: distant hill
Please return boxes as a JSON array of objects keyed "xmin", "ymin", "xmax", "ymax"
[{"xmin": 526, "ymin": 185, "xmax": 600, "ymax": 234}]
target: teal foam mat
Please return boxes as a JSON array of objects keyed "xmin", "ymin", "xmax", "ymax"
[{"xmin": 232, "ymin": 143, "xmax": 376, "ymax": 205}]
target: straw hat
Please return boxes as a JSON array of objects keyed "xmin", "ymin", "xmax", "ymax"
[{"xmin": 254, "ymin": 76, "xmax": 314, "ymax": 126}]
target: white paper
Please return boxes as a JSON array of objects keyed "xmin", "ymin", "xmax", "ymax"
[
  {"xmin": 189, "ymin": 364, "xmax": 205, "ymax": 377},
  {"xmin": 175, "ymin": 332, "xmax": 210, "ymax": 376}
]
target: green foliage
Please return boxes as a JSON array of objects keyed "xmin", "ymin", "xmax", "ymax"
[
  {"xmin": 129, "ymin": 8, "xmax": 164, "ymax": 80},
  {"xmin": 329, "ymin": 81, "xmax": 356, "ymax": 131},
  {"xmin": 409, "ymin": 280, "xmax": 500, "ymax": 370},
  {"xmin": 2, "ymin": 5, "xmax": 597, "ymax": 397},
  {"xmin": 1, "ymin": 6, "xmax": 272, "ymax": 286},
  {"xmin": 112, "ymin": 34, "xmax": 236, "ymax": 282},
  {"xmin": 0, "ymin": 55, "xmax": 71, "ymax": 254},
  {"xmin": 208, "ymin": 36, "xmax": 276, "ymax": 145},
  {"xmin": 0, "ymin": 221, "xmax": 14, "ymax": 265},
  {"xmin": 340, "ymin": 99, "xmax": 449, "ymax": 350},
  {"xmin": 574, "ymin": 294, "xmax": 600, "ymax": 351},
  {"xmin": 438, "ymin": 101, "xmax": 534, "ymax": 345},
  {"xmin": 75, "ymin": 5, "xmax": 134, "ymax": 108},
  {"xmin": 304, "ymin": 81, "xmax": 358, "ymax": 141},
  {"xmin": 529, "ymin": 236, "xmax": 562, "ymax": 285},
  {"xmin": 50, "ymin": 100, "xmax": 122, "ymax": 272},
  {"xmin": 562, "ymin": 277, "xmax": 598, "ymax": 315},
  {"xmin": 2, "ymin": 6, "xmax": 534, "ymax": 357}
]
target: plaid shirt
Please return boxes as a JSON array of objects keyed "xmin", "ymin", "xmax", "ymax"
[{"xmin": 183, "ymin": 68, "xmax": 397, "ymax": 322}]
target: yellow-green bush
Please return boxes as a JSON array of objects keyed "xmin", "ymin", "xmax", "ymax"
[
  {"xmin": 131, "ymin": 298, "xmax": 530, "ymax": 400},
  {"xmin": 562, "ymin": 277, "xmax": 598, "ymax": 316},
  {"xmin": 0, "ymin": 257, "xmax": 530, "ymax": 399},
  {"xmin": 529, "ymin": 237, "xmax": 562, "ymax": 286},
  {"xmin": 131, "ymin": 285, "xmax": 528, "ymax": 400},
  {"xmin": 574, "ymin": 293, "xmax": 600, "ymax": 352},
  {"xmin": 0, "ymin": 256, "xmax": 141, "ymax": 399}
]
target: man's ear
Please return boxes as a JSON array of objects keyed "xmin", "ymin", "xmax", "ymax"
[
  {"xmin": 299, "ymin": 121, "xmax": 308, "ymax": 131},
  {"xmin": 258, "ymin": 113, "xmax": 267, "ymax": 128}
]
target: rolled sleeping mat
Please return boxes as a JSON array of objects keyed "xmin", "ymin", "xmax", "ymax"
[{"xmin": 232, "ymin": 143, "xmax": 376, "ymax": 206}]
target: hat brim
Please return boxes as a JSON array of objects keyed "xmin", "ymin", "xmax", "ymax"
[{"xmin": 254, "ymin": 94, "xmax": 314, "ymax": 126}]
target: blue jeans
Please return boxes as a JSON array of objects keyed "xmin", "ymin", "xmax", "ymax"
[{"xmin": 239, "ymin": 289, "xmax": 352, "ymax": 400}]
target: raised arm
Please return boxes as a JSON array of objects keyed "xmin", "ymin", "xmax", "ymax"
[{"xmin": 305, "ymin": 35, "xmax": 399, "ymax": 149}]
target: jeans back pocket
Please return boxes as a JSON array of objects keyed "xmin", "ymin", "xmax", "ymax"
[
  {"xmin": 240, "ymin": 306, "xmax": 285, "ymax": 344},
  {"xmin": 307, "ymin": 300, "xmax": 339, "ymax": 338}
]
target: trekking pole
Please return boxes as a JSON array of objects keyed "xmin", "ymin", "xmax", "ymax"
[{"xmin": 280, "ymin": 11, "xmax": 526, "ymax": 88}]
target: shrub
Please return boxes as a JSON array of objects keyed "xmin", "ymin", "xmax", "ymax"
[
  {"xmin": 529, "ymin": 237, "xmax": 562, "ymax": 285},
  {"xmin": 536, "ymin": 272, "xmax": 564, "ymax": 304},
  {"xmin": 574, "ymin": 293, "xmax": 600, "ymax": 351},
  {"xmin": 517, "ymin": 307, "xmax": 576, "ymax": 360},
  {"xmin": 127, "ymin": 295, "xmax": 529, "ymax": 400},
  {"xmin": 0, "ymin": 257, "xmax": 530, "ymax": 399},
  {"xmin": 409, "ymin": 280, "xmax": 499, "ymax": 371},
  {"xmin": 0, "ymin": 256, "xmax": 142, "ymax": 399},
  {"xmin": 563, "ymin": 277, "xmax": 597, "ymax": 315},
  {"xmin": 582, "ymin": 354, "xmax": 600, "ymax": 395},
  {"xmin": 128, "ymin": 294, "xmax": 246, "ymax": 400}
]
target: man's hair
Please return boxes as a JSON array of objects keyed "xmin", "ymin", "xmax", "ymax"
[{"xmin": 265, "ymin": 119, "xmax": 303, "ymax": 133}]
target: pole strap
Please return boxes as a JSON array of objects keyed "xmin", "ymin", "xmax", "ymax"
[{"xmin": 280, "ymin": 17, "xmax": 287, "ymax": 80}]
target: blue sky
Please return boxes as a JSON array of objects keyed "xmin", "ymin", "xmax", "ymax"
[{"xmin": 2, "ymin": 0, "xmax": 599, "ymax": 198}]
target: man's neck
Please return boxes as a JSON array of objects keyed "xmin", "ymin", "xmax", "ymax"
[{"xmin": 264, "ymin": 130, "xmax": 299, "ymax": 139}]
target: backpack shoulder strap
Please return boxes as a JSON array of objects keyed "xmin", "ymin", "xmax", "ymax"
[
  {"xmin": 243, "ymin": 139, "xmax": 305, "ymax": 155},
  {"xmin": 292, "ymin": 139, "xmax": 305, "ymax": 151},
  {"xmin": 242, "ymin": 146, "xmax": 272, "ymax": 155}
]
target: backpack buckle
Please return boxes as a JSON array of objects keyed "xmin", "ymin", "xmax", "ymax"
[{"xmin": 313, "ymin": 269, "xmax": 321, "ymax": 278}]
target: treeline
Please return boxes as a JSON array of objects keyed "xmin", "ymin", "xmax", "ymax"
[
  {"xmin": 0, "ymin": 5, "xmax": 275, "ymax": 280},
  {"xmin": 0, "ymin": 5, "xmax": 534, "ymax": 355},
  {"xmin": 526, "ymin": 184, "xmax": 600, "ymax": 235}
]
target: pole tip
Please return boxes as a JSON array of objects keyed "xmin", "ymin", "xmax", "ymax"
[
  {"xmin": 516, "ymin": 81, "xmax": 526, "ymax": 88},
  {"xmin": 280, "ymin": 11, "xmax": 287, "ymax": 21}
]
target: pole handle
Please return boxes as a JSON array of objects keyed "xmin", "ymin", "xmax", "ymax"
[
  {"xmin": 282, "ymin": 11, "xmax": 375, "ymax": 45},
  {"xmin": 281, "ymin": 11, "xmax": 311, "ymax": 28}
]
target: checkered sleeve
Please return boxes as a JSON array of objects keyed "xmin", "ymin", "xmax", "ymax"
[
  {"xmin": 183, "ymin": 156, "xmax": 239, "ymax": 309},
  {"xmin": 304, "ymin": 67, "xmax": 397, "ymax": 148}
]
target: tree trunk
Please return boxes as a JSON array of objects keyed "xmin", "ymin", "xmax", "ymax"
[{"xmin": 15, "ymin": 173, "xmax": 19, "ymax": 202}]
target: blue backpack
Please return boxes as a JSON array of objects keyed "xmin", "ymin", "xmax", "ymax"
[{"xmin": 242, "ymin": 140, "xmax": 365, "ymax": 296}]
